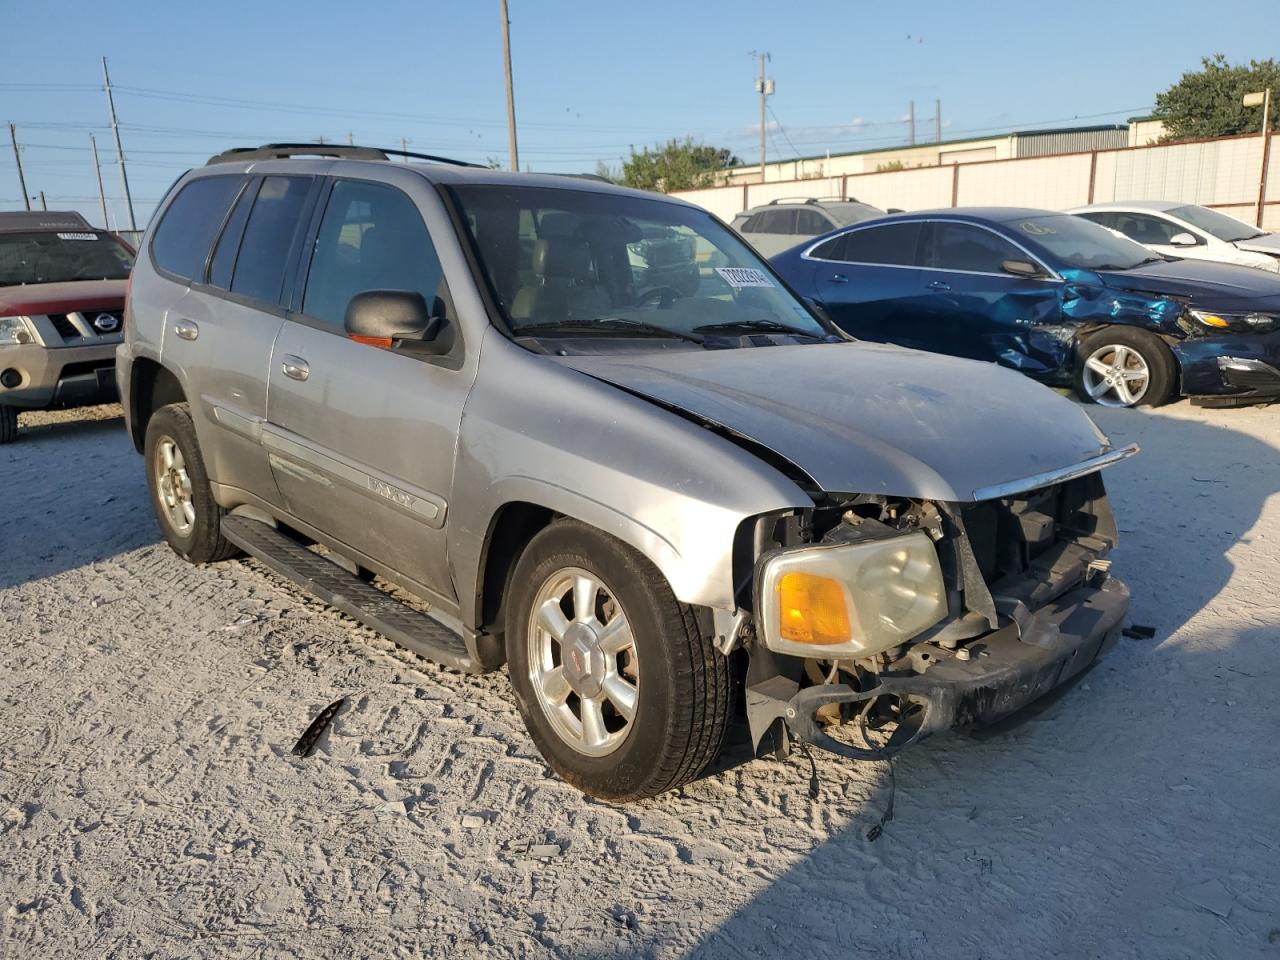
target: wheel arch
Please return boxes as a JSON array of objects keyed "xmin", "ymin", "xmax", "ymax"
[{"xmin": 128, "ymin": 358, "xmax": 188, "ymax": 453}]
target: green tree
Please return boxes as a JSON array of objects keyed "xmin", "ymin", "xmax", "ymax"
[
  {"xmin": 1153, "ymin": 54, "xmax": 1280, "ymax": 142},
  {"xmin": 619, "ymin": 138, "xmax": 740, "ymax": 192}
]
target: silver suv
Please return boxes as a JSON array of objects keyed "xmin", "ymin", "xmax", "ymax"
[
  {"xmin": 119, "ymin": 144, "xmax": 1135, "ymax": 800},
  {"xmin": 731, "ymin": 197, "xmax": 885, "ymax": 257}
]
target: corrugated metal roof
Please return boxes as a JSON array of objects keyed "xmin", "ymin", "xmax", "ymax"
[{"xmin": 1012, "ymin": 127, "xmax": 1128, "ymax": 158}]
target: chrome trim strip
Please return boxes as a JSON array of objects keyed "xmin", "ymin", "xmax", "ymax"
[
  {"xmin": 261, "ymin": 425, "xmax": 447, "ymax": 528},
  {"xmin": 972, "ymin": 444, "xmax": 1140, "ymax": 501}
]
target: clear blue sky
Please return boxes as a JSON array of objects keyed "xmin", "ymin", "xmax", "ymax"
[{"xmin": 1, "ymin": 0, "xmax": 1274, "ymax": 228}]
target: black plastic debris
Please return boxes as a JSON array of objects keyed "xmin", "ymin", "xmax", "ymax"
[
  {"xmin": 1122, "ymin": 624, "xmax": 1157, "ymax": 640},
  {"xmin": 292, "ymin": 697, "xmax": 345, "ymax": 758}
]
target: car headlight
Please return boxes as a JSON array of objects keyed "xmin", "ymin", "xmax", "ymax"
[
  {"xmin": 0, "ymin": 316, "xmax": 35, "ymax": 346},
  {"xmin": 1188, "ymin": 309, "xmax": 1278, "ymax": 333},
  {"xmin": 757, "ymin": 531, "xmax": 947, "ymax": 659}
]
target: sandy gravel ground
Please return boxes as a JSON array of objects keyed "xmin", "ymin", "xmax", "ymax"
[{"xmin": 2, "ymin": 399, "xmax": 1278, "ymax": 959}]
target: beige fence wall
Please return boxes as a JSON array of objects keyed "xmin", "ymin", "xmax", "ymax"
[{"xmin": 673, "ymin": 133, "xmax": 1279, "ymax": 230}]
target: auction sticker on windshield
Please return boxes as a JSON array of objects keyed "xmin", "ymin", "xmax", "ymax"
[
  {"xmin": 716, "ymin": 267, "xmax": 775, "ymax": 288},
  {"xmin": 56, "ymin": 233, "xmax": 99, "ymax": 241}
]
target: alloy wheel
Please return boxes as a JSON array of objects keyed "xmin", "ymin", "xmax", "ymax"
[
  {"xmin": 526, "ymin": 566, "xmax": 639, "ymax": 757},
  {"xmin": 154, "ymin": 436, "xmax": 196, "ymax": 535},
  {"xmin": 1082, "ymin": 343, "xmax": 1150, "ymax": 407}
]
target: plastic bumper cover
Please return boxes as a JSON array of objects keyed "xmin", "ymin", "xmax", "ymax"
[
  {"xmin": 0, "ymin": 341, "xmax": 119, "ymax": 409},
  {"xmin": 783, "ymin": 574, "xmax": 1129, "ymax": 760}
]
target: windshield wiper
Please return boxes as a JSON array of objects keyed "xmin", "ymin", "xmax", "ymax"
[
  {"xmin": 514, "ymin": 318, "xmax": 706, "ymax": 346},
  {"xmin": 692, "ymin": 319, "xmax": 829, "ymax": 339}
]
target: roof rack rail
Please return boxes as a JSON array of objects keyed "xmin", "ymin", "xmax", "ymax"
[
  {"xmin": 206, "ymin": 143, "xmax": 481, "ymax": 167},
  {"xmin": 765, "ymin": 195, "xmax": 862, "ymax": 206}
]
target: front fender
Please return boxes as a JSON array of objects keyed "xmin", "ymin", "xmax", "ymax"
[{"xmin": 448, "ymin": 332, "xmax": 812, "ymax": 624}]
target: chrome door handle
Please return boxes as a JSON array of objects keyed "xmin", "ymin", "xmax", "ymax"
[
  {"xmin": 174, "ymin": 320, "xmax": 199, "ymax": 341},
  {"xmin": 281, "ymin": 356, "xmax": 310, "ymax": 382},
  {"xmin": 926, "ymin": 280, "xmax": 951, "ymax": 291},
  {"xmin": 830, "ymin": 274, "xmax": 849, "ymax": 283}
]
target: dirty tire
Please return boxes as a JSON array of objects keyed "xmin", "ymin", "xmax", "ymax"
[
  {"xmin": 505, "ymin": 520, "xmax": 732, "ymax": 802},
  {"xmin": 144, "ymin": 402, "xmax": 239, "ymax": 564},
  {"xmin": 0, "ymin": 405, "xmax": 16, "ymax": 444},
  {"xmin": 1073, "ymin": 327, "xmax": 1177, "ymax": 407}
]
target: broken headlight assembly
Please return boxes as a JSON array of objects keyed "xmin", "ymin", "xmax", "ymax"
[
  {"xmin": 1187, "ymin": 308, "xmax": 1278, "ymax": 333},
  {"xmin": 757, "ymin": 531, "xmax": 947, "ymax": 659},
  {"xmin": 0, "ymin": 316, "xmax": 36, "ymax": 347}
]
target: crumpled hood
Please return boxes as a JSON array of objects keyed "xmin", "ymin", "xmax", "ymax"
[
  {"xmin": 561, "ymin": 341, "xmax": 1115, "ymax": 502},
  {"xmin": 0, "ymin": 279, "xmax": 126, "ymax": 316},
  {"xmin": 1094, "ymin": 259, "xmax": 1280, "ymax": 311}
]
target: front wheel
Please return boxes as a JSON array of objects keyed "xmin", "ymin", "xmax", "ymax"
[
  {"xmin": 144, "ymin": 402, "xmax": 239, "ymax": 564},
  {"xmin": 1074, "ymin": 328, "xmax": 1177, "ymax": 408},
  {"xmin": 505, "ymin": 521, "xmax": 733, "ymax": 801}
]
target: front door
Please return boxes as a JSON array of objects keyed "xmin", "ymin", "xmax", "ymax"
[
  {"xmin": 916, "ymin": 221, "xmax": 1064, "ymax": 372},
  {"xmin": 264, "ymin": 178, "xmax": 475, "ymax": 601}
]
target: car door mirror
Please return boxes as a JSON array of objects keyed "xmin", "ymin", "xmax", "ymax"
[
  {"xmin": 1001, "ymin": 258, "xmax": 1044, "ymax": 279},
  {"xmin": 344, "ymin": 290, "xmax": 448, "ymax": 355},
  {"xmin": 1169, "ymin": 232, "xmax": 1199, "ymax": 247}
]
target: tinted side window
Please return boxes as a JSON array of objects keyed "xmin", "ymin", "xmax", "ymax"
[
  {"xmin": 208, "ymin": 182, "xmax": 254, "ymax": 290},
  {"xmin": 229, "ymin": 176, "xmax": 312, "ymax": 306},
  {"xmin": 838, "ymin": 222, "xmax": 923, "ymax": 266},
  {"xmin": 1111, "ymin": 213, "xmax": 1183, "ymax": 246},
  {"xmin": 928, "ymin": 223, "xmax": 1022, "ymax": 273},
  {"xmin": 1077, "ymin": 212, "xmax": 1117, "ymax": 230},
  {"xmin": 303, "ymin": 180, "xmax": 447, "ymax": 328},
  {"xmin": 809, "ymin": 234, "xmax": 848, "ymax": 260},
  {"xmin": 150, "ymin": 176, "xmax": 243, "ymax": 281},
  {"xmin": 794, "ymin": 209, "xmax": 830, "ymax": 235}
]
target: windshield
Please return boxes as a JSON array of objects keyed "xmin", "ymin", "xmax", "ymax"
[
  {"xmin": 447, "ymin": 184, "xmax": 832, "ymax": 345},
  {"xmin": 0, "ymin": 231, "xmax": 134, "ymax": 287},
  {"xmin": 1011, "ymin": 214, "xmax": 1158, "ymax": 271},
  {"xmin": 1169, "ymin": 204, "xmax": 1265, "ymax": 243}
]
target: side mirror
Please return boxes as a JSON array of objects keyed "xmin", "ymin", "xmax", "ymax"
[
  {"xmin": 344, "ymin": 290, "xmax": 448, "ymax": 355},
  {"xmin": 1001, "ymin": 258, "xmax": 1043, "ymax": 279},
  {"xmin": 1169, "ymin": 232, "xmax": 1199, "ymax": 247},
  {"xmin": 886, "ymin": 208, "xmax": 904, "ymax": 214}
]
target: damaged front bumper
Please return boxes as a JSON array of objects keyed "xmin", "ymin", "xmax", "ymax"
[{"xmin": 752, "ymin": 574, "xmax": 1127, "ymax": 760}]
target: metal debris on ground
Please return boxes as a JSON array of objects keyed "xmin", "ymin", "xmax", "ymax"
[
  {"xmin": 1122, "ymin": 624, "xmax": 1157, "ymax": 639},
  {"xmin": 291, "ymin": 697, "xmax": 346, "ymax": 758},
  {"xmin": 503, "ymin": 840, "xmax": 562, "ymax": 858}
]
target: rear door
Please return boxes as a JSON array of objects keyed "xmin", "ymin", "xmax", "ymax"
[
  {"xmin": 154, "ymin": 173, "xmax": 314, "ymax": 503},
  {"xmin": 807, "ymin": 220, "xmax": 926, "ymax": 346},
  {"xmin": 917, "ymin": 221, "xmax": 1064, "ymax": 369},
  {"xmin": 264, "ymin": 177, "xmax": 473, "ymax": 601}
]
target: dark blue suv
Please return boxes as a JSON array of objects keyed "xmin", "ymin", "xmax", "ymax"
[{"xmin": 771, "ymin": 207, "xmax": 1280, "ymax": 408}]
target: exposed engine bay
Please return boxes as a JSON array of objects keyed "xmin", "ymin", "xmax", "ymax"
[{"xmin": 742, "ymin": 472, "xmax": 1129, "ymax": 759}]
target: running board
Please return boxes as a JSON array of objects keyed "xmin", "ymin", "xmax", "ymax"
[{"xmin": 220, "ymin": 515, "xmax": 479, "ymax": 673}]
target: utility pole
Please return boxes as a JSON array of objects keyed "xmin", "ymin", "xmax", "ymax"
[
  {"xmin": 499, "ymin": 0, "xmax": 519, "ymax": 172},
  {"xmin": 401, "ymin": 136, "xmax": 408, "ymax": 161},
  {"xmin": 751, "ymin": 50, "xmax": 773, "ymax": 183},
  {"xmin": 90, "ymin": 133, "xmax": 108, "ymax": 227},
  {"xmin": 347, "ymin": 131, "xmax": 354, "ymax": 146},
  {"xmin": 935, "ymin": 98, "xmax": 942, "ymax": 143},
  {"xmin": 8, "ymin": 124, "xmax": 30, "ymax": 211},
  {"xmin": 102, "ymin": 57, "xmax": 136, "ymax": 232},
  {"xmin": 908, "ymin": 100, "xmax": 916, "ymax": 146},
  {"xmin": 38, "ymin": 191, "xmax": 46, "ymax": 211}
]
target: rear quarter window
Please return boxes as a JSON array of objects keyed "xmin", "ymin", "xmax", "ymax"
[{"xmin": 150, "ymin": 176, "xmax": 244, "ymax": 282}]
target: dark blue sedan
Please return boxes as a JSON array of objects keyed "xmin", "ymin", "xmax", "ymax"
[{"xmin": 770, "ymin": 207, "xmax": 1280, "ymax": 407}]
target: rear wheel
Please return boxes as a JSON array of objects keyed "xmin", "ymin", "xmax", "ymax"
[
  {"xmin": 0, "ymin": 406, "xmax": 15, "ymax": 444},
  {"xmin": 144, "ymin": 402, "xmax": 239, "ymax": 563},
  {"xmin": 505, "ymin": 520, "xmax": 732, "ymax": 801},
  {"xmin": 1074, "ymin": 328, "xmax": 1176, "ymax": 407}
]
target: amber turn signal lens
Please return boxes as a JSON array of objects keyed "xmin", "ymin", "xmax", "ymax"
[
  {"xmin": 777, "ymin": 572, "xmax": 851, "ymax": 646},
  {"xmin": 350, "ymin": 334, "xmax": 394, "ymax": 348},
  {"xmin": 1198, "ymin": 314, "xmax": 1230, "ymax": 328}
]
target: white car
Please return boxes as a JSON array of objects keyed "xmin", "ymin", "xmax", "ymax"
[{"xmin": 1068, "ymin": 201, "xmax": 1280, "ymax": 273}]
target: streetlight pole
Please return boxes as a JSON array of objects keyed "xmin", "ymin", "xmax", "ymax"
[
  {"xmin": 500, "ymin": 0, "xmax": 519, "ymax": 172},
  {"xmin": 1244, "ymin": 88, "xmax": 1272, "ymax": 228}
]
